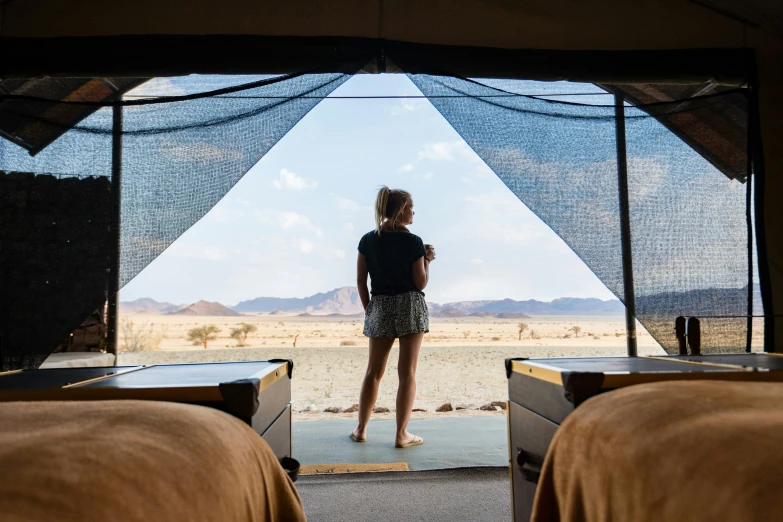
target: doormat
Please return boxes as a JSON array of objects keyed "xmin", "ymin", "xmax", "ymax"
[{"xmin": 300, "ymin": 462, "xmax": 409, "ymax": 475}]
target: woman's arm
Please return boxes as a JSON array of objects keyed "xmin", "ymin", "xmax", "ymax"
[
  {"xmin": 412, "ymin": 257, "xmax": 430, "ymax": 291},
  {"xmin": 357, "ymin": 253, "xmax": 371, "ymax": 310}
]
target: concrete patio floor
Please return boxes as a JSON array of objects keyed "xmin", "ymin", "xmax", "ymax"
[{"xmin": 292, "ymin": 416, "xmax": 508, "ymax": 471}]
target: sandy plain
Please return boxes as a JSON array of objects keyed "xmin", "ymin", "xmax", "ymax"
[{"xmin": 118, "ymin": 314, "xmax": 665, "ymax": 421}]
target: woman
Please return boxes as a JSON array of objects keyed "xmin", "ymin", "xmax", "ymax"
[{"xmin": 350, "ymin": 186, "xmax": 435, "ymax": 448}]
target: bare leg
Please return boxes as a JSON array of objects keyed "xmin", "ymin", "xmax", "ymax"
[
  {"xmin": 395, "ymin": 332, "xmax": 424, "ymax": 446},
  {"xmin": 352, "ymin": 337, "xmax": 394, "ymax": 440}
]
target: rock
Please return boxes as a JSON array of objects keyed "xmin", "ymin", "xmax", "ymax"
[
  {"xmin": 479, "ymin": 403, "xmax": 497, "ymax": 411},
  {"xmin": 373, "ymin": 406, "xmax": 390, "ymax": 413},
  {"xmin": 343, "ymin": 403, "xmax": 359, "ymax": 413},
  {"xmin": 436, "ymin": 402, "xmax": 453, "ymax": 412},
  {"xmin": 455, "ymin": 403, "xmax": 476, "ymax": 410},
  {"xmin": 491, "ymin": 401, "xmax": 507, "ymax": 410},
  {"xmin": 412, "ymin": 408, "xmax": 428, "ymax": 412},
  {"xmin": 302, "ymin": 404, "xmax": 317, "ymax": 412},
  {"xmin": 324, "ymin": 406, "xmax": 342, "ymax": 413}
]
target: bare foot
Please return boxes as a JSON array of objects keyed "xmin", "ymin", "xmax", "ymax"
[
  {"xmin": 395, "ymin": 432, "xmax": 424, "ymax": 448},
  {"xmin": 350, "ymin": 428, "xmax": 367, "ymax": 442}
]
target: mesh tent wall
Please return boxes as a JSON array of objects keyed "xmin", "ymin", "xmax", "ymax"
[
  {"xmin": 0, "ymin": 0, "xmax": 781, "ymax": 351},
  {"xmin": 0, "ymin": 73, "xmax": 353, "ymax": 370},
  {"xmin": 0, "ymin": 70, "xmax": 761, "ymax": 369},
  {"xmin": 406, "ymin": 75, "xmax": 756, "ymax": 354}
]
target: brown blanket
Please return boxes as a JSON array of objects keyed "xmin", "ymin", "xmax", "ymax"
[
  {"xmin": 0, "ymin": 400, "xmax": 306, "ymax": 522},
  {"xmin": 533, "ymin": 381, "xmax": 783, "ymax": 522}
]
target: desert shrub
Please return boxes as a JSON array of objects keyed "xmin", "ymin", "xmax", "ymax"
[
  {"xmin": 120, "ymin": 318, "xmax": 167, "ymax": 352},
  {"xmin": 187, "ymin": 325, "xmax": 220, "ymax": 349},
  {"xmin": 340, "ymin": 340, "xmax": 357, "ymax": 346},
  {"xmin": 603, "ymin": 333, "xmax": 610, "ymax": 336},
  {"xmin": 568, "ymin": 326, "xmax": 581, "ymax": 338},
  {"xmin": 230, "ymin": 322, "xmax": 258, "ymax": 346},
  {"xmin": 491, "ymin": 336, "xmax": 501, "ymax": 341},
  {"xmin": 593, "ymin": 336, "xmax": 601, "ymax": 340},
  {"xmin": 563, "ymin": 333, "xmax": 572, "ymax": 339},
  {"xmin": 615, "ymin": 332, "xmax": 623, "ymax": 337},
  {"xmin": 517, "ymin": 323, "xmax": 529, "ymax": 340},
  {"xmin": 530, "ymin": 330, "xmax": 541, "ymax": 340},
  {"xmin": 462, "ymin": 331, "xmax": 470, "ymax": 338}
]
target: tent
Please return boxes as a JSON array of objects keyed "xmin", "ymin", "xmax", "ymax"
[{"xmin": 0, "ymin": 0, "xmax": 781, "ymax": 368}]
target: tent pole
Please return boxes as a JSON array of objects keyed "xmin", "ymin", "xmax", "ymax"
[
  {"xmin": 615, "ymin": 93, "xmax": 638, "ymax": 357},
  {"xmin": 107, "ymin": 103, "xmax": 122, "ymax": 365}
]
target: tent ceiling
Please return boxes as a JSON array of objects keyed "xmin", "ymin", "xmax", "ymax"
[
  {"xmin": 693, "ymin": 0, "xmax": 783, "ymax": 39},
  {"xmin": 601, "ymin": 83, "xmax": 749, "ymax": 181},
  {"xmin": 0, "ymin": 37, "xmax": 753, "ymax": 86},
  {"xmin": 0, "ymin": 77, "xmax": 148, "ymax": 154}
]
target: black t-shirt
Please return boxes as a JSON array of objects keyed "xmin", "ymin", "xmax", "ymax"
[{"xmin": 358, "ymin": 230, "xmax": 427, "ymax": 296}]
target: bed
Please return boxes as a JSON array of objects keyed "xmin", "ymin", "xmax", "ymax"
[
  {"xmin": 0, "ymin": 400, "xmax": 306, "ymax": 522},
  {"xmin": 531, "ymin": 380, "xmax": 783, "ymax": 522}
]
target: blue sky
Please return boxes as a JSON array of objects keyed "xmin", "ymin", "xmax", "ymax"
[{"xmin": 118, "ymin": 75, "xmax": 629, "ymax": 306}]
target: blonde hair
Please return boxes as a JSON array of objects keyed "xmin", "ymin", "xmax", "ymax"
[{"xmin": 374, "ymin": 186, "xmax": 412, "ymax": 234}]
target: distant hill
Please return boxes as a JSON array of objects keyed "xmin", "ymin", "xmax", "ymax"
[
  {"xmin": 428, "ymin": 297, "xmax": 624, "ymax": 316},
  {"xmin": 124, "ymin": 283, "xmax": 765, "ymax": 319},
  {"xmin": 167, "ymin": 300, "xmax": 241, "ymax": 317},
  {"xmin": 233, "ymin": 287, "xmax": 364, "ymax": 314},
  {"xmin": 119, "ymin": 298, "xmax": 185, "ymax": 315},
  {"xmin": 232, "ymin": 287, "xmax": 623, "ymax": 316}
]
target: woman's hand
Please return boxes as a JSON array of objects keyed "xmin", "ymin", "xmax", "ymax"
[{"xmin": 425, "ymin": 246, "xmax": 436, "ymax": 262}]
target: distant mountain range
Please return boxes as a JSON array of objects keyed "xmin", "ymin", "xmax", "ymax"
[
  {"xmin": 121, "ymin": 287, "xmax": 627, "ymax": 317},
  {"xmin": 233, "ymin": 287, "xmax": 365, "ymax": 314},
  {"xmin": 119, "ymin": 297, "xmax": 185, "ymax": 315},
  {"xmin": 167, "ymin": 300, "xmax": 241, "ymax": 317},
  {"xmin": 122, "ymin": 284, "xmax": 766, "ymax": 319},
  {"xmin": 428, "ymin": 297, "xmax": 624, "ymax": 316}
]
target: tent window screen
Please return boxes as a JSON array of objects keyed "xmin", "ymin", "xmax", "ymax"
[
  {"xmin": 407, "ymin": 74, "xmax": 757, "ymax": 354},
  {"xmin": 0, "ymin": 72, "xmax": 758, "ymax": 369}
]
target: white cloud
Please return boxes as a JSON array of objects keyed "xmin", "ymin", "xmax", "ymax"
[
  {"xmin": 208, "ymin": 205, "xmax": 247, "ymax": 224},
  {"xmin": 417, "ymin": 140, "xmax": 480, "ymax": 164},
  {"xmin": 299, "ymin": 238, "xmax": 314, "ymax": 254},
  {"xmin": 342, "ymin": 222, "xmax": 354, "ymax": 232},
  {"xmin": 159, "ymin": 141, "xmax": 244, "ymax": 163},
  {"xmin": 273, "ymin": 168, "xmax": 317, "ymax": 190},
  {"xmin": 397, "ymin": 164, "xmax": 415, "ymax": 173},
  {"xmin": 167, "ymin": 243, "xmax": 230, "ymax": 261},
  {"xmin": 254, "ymin": 210, "xmax": 323, "ymax": 237},
  {"xmin": 410, "ymin": 171, "xmax": 434, "ymax": 181},
  {"xmin": 388, "ymin": 99, "xmax": 427, "ymax": 116},
  {"xmin": 468, "ymin": 258, "xmax": 484, "ymax": 265},
  {"xmin": 460, "ymin": 176, "xmax": 475, "ymax": 185},
  {"xmin": 337, "ymin": 197, "xmax": 361, "ymax": 211},
  {"xmin": 297, "ymin": 239, "xmax": 345, "ymax": 259},
  {"xmin": 320, "ymin": 245, "xmax": 346, "ymax": 260},
  {"xmin": 627, "ymin": 157, "xmax": 669, "ymax": 203}
]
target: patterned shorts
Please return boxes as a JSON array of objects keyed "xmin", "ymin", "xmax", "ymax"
[{"xmin": 363, "ymin": 291, "xmax": 430, "ymax": 339}]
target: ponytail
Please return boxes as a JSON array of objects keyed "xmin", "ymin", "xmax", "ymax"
[
  {"xmin": 375, "ymin": 186, "xmax": 390, "ymax": 234},
  {"xmin": 374, "ymin": 186, "xmax": 412, "ymax": 235}
]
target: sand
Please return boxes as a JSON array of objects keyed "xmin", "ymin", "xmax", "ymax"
[{"xmin": 118, "ymin": 314, "xmax": 664, "ymax": 421}]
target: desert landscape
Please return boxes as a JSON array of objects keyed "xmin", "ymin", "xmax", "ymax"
[{"xmin": 118, "ymin": 312, "xmax": 666, "ymax": 421}]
